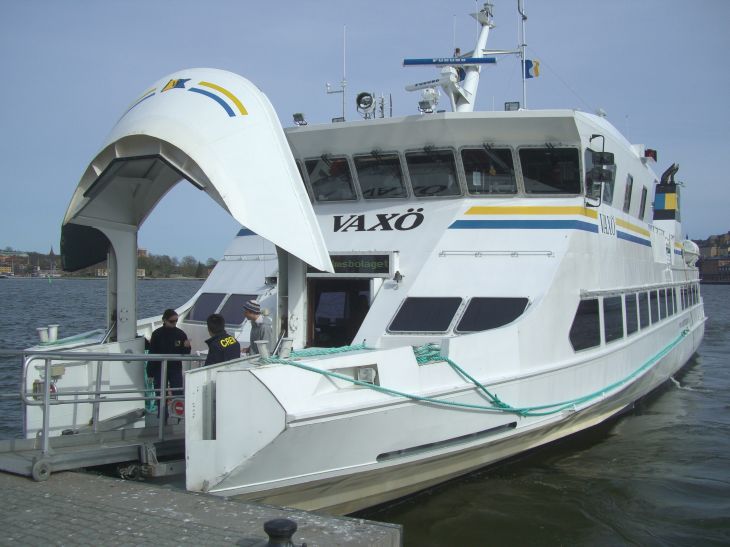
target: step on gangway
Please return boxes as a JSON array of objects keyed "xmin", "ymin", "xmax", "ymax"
[{"xmin": 0, "ymin": 349, "xmax": 205, "ymax": 482}]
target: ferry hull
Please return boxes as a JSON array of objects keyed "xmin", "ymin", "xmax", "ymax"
[{"xmin": 191, "ymin": 319, "xmax": 703, "ymax": 515}]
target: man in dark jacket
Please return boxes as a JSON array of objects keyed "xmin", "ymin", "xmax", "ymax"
[
  {"xmin": 148, "ymin": 309, "xmax": 191, "ymax": 420},
  {"xmin": 205, "ymin": 313, "xmax": 241, "ymax": 365}
]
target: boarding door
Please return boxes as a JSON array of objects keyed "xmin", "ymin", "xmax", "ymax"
[{"xmin": 307, "ymin": 279, "xmax": 370, "ymax": 348}]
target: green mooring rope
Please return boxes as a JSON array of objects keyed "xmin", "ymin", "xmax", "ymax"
[{"xmin": 263, "ymin": 329, "xmax": 690, "ymax": 418}]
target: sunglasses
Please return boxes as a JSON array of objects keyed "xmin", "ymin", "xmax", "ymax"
[{"xmin": 166, "ymin": 318, "xmax": 179, "ymax": 323}]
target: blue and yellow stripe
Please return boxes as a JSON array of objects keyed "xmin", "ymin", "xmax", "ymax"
[
  {"xmin": 188, "ymin": 81, "xmax": 248, "ymax": 117},
  {"xmin": 449, "ymin": 206, "xmax": 599, "ymax": 233},
  {"xmin": 616, "ymin": 218, "xmax": 651, "ymax": 247}
]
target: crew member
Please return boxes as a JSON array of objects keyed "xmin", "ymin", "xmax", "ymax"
[
  {"xmin": 243, "ymin": 299, "xmax": 274, "ymax": 355},
  {"xmin": 147, "ymin": 309, "xmax": 191, "ymax": 419},
  {"xmin": 204, "ymin": 313, "xmax": 241, "ymax": 365}
]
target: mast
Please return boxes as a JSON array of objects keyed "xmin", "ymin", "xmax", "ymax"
[{"xmin": 518, "ymin": 0, "xmax": 528, "ymax": 109}]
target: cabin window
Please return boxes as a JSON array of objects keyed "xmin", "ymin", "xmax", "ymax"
[
  {"xmin": 638, "ymin": 186, "xmax": 648, "ymax": 220},
  {"xmin": 405, "ymin": 149, "xmax": 461, "ymax": 197},
  {"xmin": 388, "ymin": 297, "xmax": 462, "ymax": 333},
  {"xmin": 650, "ymin": 290, "xmax": 659, "ymax": 323},
  {"xmin": 455, "ymin": 297, "xmax": 529, "ymax": 333},
  {"xmin": 353, "ymin": 153, "xmax": 407, "ymax": 199},
  {"xmin": 219, "ymin": 293, "xmax": 258, "ymax": 326},
  {"xmin": 659, "ymin": 289, "xmax": 667, "ymax": 319},
  {"xmin": 305, "ymin": 156, "xmax": 357, "ymax": 202},
  {"xmin": 519, "ymin": 148, "xmax": 581, "ymax": 194},
  {"xmin": 188, "ymin": 292, "xmax": 226, "ymax": 322},
  {"xmin": 460, "ymin": 148, "xmax": 517, "ymax": 195},
  {"xmin": 569, "ymin": 299, "xmax": 601, "ymax": 351},
  {"xmin": 623, "ymin": 174, "xmax": 634, "ymax": 213},
  {"xmin": 603, "ymin": 296, "xmax": 624, "ymax": 343},
  {"xmin": 625, "ymin": 293, "xmax": 638, "ymax": 335},
  {"xmin": 667, "ymin": 288, "xmax": 675, "ymax": 316},
  {"xmin": 639, "ymin": 292, "xmax": 649, "ymax": 329}
]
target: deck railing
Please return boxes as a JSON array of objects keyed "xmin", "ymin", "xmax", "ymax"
[{"xmin": 0, "ymin": 349, "xmax": 207, "ymax": 456}]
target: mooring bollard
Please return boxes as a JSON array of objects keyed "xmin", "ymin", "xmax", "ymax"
[{"xmin": 262, "ymin": 518, "xmax": 303, "ymax": 546}]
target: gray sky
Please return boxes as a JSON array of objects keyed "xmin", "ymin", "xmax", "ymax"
[{"xmin": 2, "ymin": 0, "xmax": 728, "ymax": 261}]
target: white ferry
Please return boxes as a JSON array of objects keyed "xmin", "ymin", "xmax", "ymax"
[{"xmin": 15, "ymin": 3, "xmax": 704, "ymax": 513}]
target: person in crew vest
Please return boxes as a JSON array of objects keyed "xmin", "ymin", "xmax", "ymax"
[{"xmin": 204, "ymin": 313, "xmax": 241, "ymax": 365}]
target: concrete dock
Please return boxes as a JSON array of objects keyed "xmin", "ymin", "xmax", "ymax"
[{"xmin": 0, "ymin": 471, "xmax": 402, "ymax": 546}]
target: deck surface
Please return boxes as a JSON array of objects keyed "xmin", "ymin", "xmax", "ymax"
[{"xmin": 0, "ymin": 470, "xmax": 402, "ymax": 546}]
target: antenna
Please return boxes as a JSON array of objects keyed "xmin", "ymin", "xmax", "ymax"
[{"xmin": 326, "ymin": 25, "xmax": 347, "ymax": 122}]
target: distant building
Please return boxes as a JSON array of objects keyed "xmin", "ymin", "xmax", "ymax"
[{"xmin": 696, "ymin": 231, "xmax": 730, "ymax": 283}]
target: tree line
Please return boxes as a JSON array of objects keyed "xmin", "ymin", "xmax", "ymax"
[{"xmin": 1, "ymin": 246, "xmax": 216, "ymax": 278}]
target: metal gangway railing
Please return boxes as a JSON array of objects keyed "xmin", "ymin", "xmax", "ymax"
[{"xmin": 0, "ymin": 349, "xmax": 206, "ymax": 481}]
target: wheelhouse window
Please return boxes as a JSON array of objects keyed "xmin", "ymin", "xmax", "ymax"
[
  {"xmin": 519, "ymin": 147, "xmax": 580, "ymax": 194},
  {"xmin": 603, "ymin": 296, "xmax": 624, "ymax": 343},
  {"xmin": 455, "ymin": 297, "xmax": 528, "ymax": 332},
  {"xmin": 623, "ymin": 174, "xmax": 634, "ymax": 213},
  {"xmin": 305, "ymin": 156, "xmax": 357, "ymax": 202},
  {"xmin": 388, "ymin": 297, "xmax": 462, "ymax": 333},
  {"xmin": 405, "ymin": 149, "xmax": 461, "ymax": 197},
  {"xmin": 353, "ymin": 153, "xmax": 407, "ymax": 199},
  {"xmin": 569, "ymin": 299, "xmax": 600, "ymax": 351},
  {"xmin": 188, "ymin": 292, "xmax": 226, "ymax": 322},
  {"xmin": 625, "ymin": 293, "xmax": 638, "ymax": 335},
  {"xmin": 461, "ymin": 148, "xmax": 517, "ymax": 195}
]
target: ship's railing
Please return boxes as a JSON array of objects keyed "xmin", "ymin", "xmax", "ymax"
[{"xmin": 0, "ymin": 350, "xmax": 206, "ymax": 456}]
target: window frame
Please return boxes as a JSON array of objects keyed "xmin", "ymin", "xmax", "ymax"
[
  {"xmin": 603, "ymin": 295, "xmax": 624, "ymax": 344},
  {"xmin": 458, "ymin": 146, "xmax": 519, "ymax": 197},
  {"xmin": 517, "ymin": 145, "xmax": 583, "ymax": 196},
  {"xmin": 403, "ymin": 147, "xmax": 463, "ymax": 199},
  {"xmin": 569, "ymin": 298, "xmax": 601, "ymax": 352},
  {"xmin": 387, "ymin": 296, "xmax": 464, "ymax": 334},
  {"xmin": 454, "ymin": 296, "xmax": 529, "ymax": 333},
  {"xmin": 623, "ymin": 174, "xmax": 634, "ymax": 213},
  {"xmin": 352, "ymin": 151, "xmax": 409, "ymax": 201},
  {"xmin": 304, "ymin": 155, "xmax": 359, "ymax": 203}
]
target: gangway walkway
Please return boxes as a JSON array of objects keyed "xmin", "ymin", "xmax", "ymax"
[{"xmin": 0, "ymin": 349, "xmax": 206, "ymax": 481}]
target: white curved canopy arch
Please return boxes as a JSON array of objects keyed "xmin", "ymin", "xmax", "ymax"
[{"xmin": 62, "ymin": 68, "xmax": 332, "ymax": 274}]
